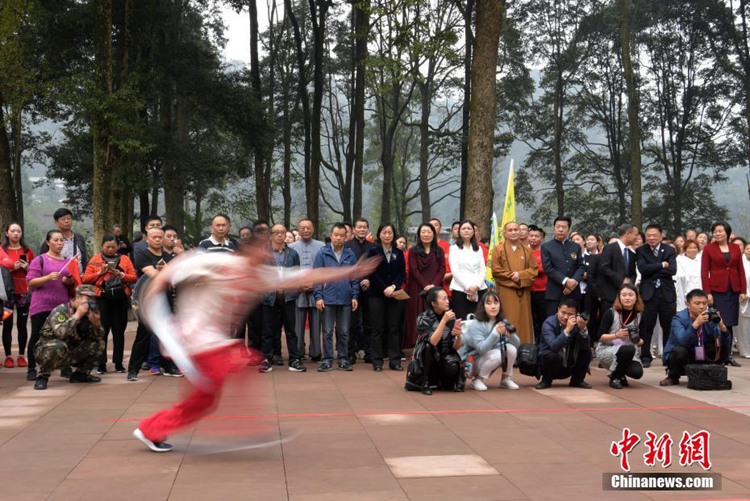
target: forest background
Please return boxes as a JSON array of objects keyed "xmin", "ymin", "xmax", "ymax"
[{"xmin": 2, "ymin": 0, "xmax": 750, "ymax": 250}]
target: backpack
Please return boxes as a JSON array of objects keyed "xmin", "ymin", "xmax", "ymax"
[
  {"xmin": 517, "ymin": 343, "xmax": 540, "ymax": 379},
  {"xmin": 100, "ymin": 258, "xmax": 127, "ymax": 300},
  {"xmin": 404, "ymin": 340, "xmax": 427, "ymax": 391},
  {"xmin": 0, "ymin": 266, "xmax": 14, "ymax": 302}
]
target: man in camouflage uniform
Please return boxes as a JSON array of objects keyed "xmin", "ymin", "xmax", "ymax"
[{"xmin": 34, "ymin": 285, "xmax": 105, "ymax": 390}]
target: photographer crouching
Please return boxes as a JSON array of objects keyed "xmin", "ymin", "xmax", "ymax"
[
  {"xmin": 660, "ymin": 288, "xmax": 731, "ymax": 386},
  {"xmin": 536, "ymin": 298, "xmax": 592, "ymax": 389},
  {"xmin": 33, "ymin": 285, "xmax": 104, "ymax": 390},
  {"xmin": 596, "ymin": 284, "xmax": 645, "ymax": 389}
]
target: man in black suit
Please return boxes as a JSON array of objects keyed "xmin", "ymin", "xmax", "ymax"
[
  {"xmin": 541, "ymin": 216, "xmax": 585, "ymax": 317},
  {"xmin": 598, "ymin": 224, "xmax": 638, "ymax": 311},
  {"xmin": 636, "ymin": 223, "xmax": 677, "ymax": 368}
]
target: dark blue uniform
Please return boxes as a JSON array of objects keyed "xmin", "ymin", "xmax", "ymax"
[{"xmin": 541, "ymin": 238, "xmax": 584, "ymax": 316}]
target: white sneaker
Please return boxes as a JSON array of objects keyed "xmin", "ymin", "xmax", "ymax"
[
  {"xmin": 471, "ymin": 378, "xmax": 488, "ymax": 391},
  {"xmin": 133, "ymin": 428, "xmax": 174, "ymax": 452},
  {"xmin": 500, "ymin": 377, "xmax": 519, "ymax": 390}
]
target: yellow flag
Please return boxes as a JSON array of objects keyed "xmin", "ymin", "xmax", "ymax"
[
  {"xmin": 499, "ymin": 162, "xmax": 516, "ymax": 241},
  {"xmin": 485, "ymin": 212, "xmax": 499, "ymax": 285}
]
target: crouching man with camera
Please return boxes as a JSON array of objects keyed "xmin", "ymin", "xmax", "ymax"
[
  {"xmin": 596, "ymin": 284, "xmax": 645, "ymax": 389},
  {"xmin": 535, "ymin": 297, "xmax": 592, "ymax": 390},
  {"xmin": 33, "ymin": 285, "xmax": 104, "ymax": 390},
  {"xmin": 660, "ymin": 288, "xmax": 731, "ymax": 387}
]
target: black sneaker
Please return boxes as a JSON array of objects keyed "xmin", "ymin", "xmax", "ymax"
[
  {"xmin": 96, "ymin": 365, "xmax": 107, "ymax": 375},
  {"xmin": 26, "ymin": 369, "xmax": 37, "ymax": 381},
  {"xmin": 338, "ymin": 361, "xmax": 353, "ymax": 371},
  {"xmin": 127, "ymin": 371, "xmax": 139, "ymax": 381},
  {"xmin": 288, "ymin": 359, "xmax": 307, "ymax": 372},
  {"xmin": 133, "ymin": 428, "xmax": 173, "ymax": 453},
  {"xmin": 60, "ymin": 367, "xmax": 73, "ymax": 379},
  {"xmin": 70, "ymin": 370, "xmax": 102, "ymax": 383},
  {"xmin": 33, "ymin": 377, "xmax": 48, "ymax": 390},
  {"xmin": 259, "ymin": 360, "xmax": 273, "ymax": 373},
  {"xmin": 114, "ymin": 365, "xmax": 127, "ymax": 373},
  {"xmin": 162, "ymin": 367, "xmax": 184, "ymax": 378},
  {"xmin": 317, "ymin": 361, "xmax": 332, "ymax": 372}
]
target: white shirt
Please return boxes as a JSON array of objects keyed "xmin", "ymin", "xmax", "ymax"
[
  {"xmin": 448, "ymin": 244, "xmax": 487, "ymax": 292},
  {"xmin": 675, "ymin": 254, "xmax": 702, "ymax": 311}
]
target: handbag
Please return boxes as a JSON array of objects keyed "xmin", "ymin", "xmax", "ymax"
[{"xmin": 100, "ymin": 258, "xmax": 127, "ymax": 300}]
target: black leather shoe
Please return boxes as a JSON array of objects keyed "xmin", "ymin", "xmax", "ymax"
[
  {"xmin": 535, "ymin": 379, "xmax": 552, "ymax": 390},
  {"xmin": 389, "ymin": 364, "xmax": 403, "ymax": 371},
  {"xmin": 569, "ymin": 380, "xmax": 592, "ymax": 389},
  {"xmin": 373, "ymin": 365, "xmax": 382, "ymax": 372},
  {"xmin": 26, "ymin": 369, "xmax": 37, "ymax": 381},
  {"xmin": 34, "ymin": 377, "xmax": 48, "ymax": 390},
  {"xmin": 421, "ymin": 384, "xmax": 433, "ymax": 396},
  {"xmin": 659, "ymin": 376, "xmax": 679, "ymax": 386},
  {"xmin": 620, "ymin": 376, "xmax": 629, "ymax": 387},
  {"xmin": 60, "ymin": 367, "xmax": 73, "ymax": 378},
  {"xmin": 609, "ymin": 377, "xmax": 623, "ymax": 389},
  {"xmin": 726, "ymin": 357, "xmax": 742, "ymax": 367},
  {"xmin": 641, "ymin": 360, "xmax": 652, "ymax": 368}
]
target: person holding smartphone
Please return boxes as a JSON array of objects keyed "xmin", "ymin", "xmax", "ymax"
[
  {"xmin": 2, "ymin": 222, "xmax": 34, "ymax": 368},
  {"xmin": 413, "ymin": 287, "xmax": 465, "ymax": 395},
  {"xmin": 83, "ymin": 233, "xmax": 138, "ymax": 373}
]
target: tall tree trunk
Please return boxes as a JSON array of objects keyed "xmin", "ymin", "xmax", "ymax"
[
  {"xmin": 139, "ymin": 189, "xmax": 150, "ymax": 230},
  {"xmin": 465, "ymin": 0, "xmax": 503, "ymax": 232},
  {"xmin": 621, "ymin": 0, "xmax": 642, "ymax": 227},
  {"xmin": 460, "ymin": 0, "xmax": 474, "ymax": 219},
  {"xmin": 553, "ymin": 74, "xmax": 564, "ymax": 216},
  {"xmin": 164, "ymin": 98, "xmax": 187, "ymax": 230},
  {"xmin": 352, "ymin": 0, "xmax": 368, "ymax": 219},
  {"xmin": 308, "ymin": 0, "xmax": 329, "ymax": 230},
  {"xmin": 419, "ymin": 79, "xmax": 432, "ymax": 220},
  {"xmin": 11, "ymin": 109, "xmax": 23, "ymax": 226},
  {"xmin": 250, "ymin": 0, "xmax": 270, "ymax": 221},
  {"xmin": 285, "ymin": 0, "xmax": 312, "ymax": 228},
  {"xmin": 92, "ymin": 0, "xmax": 114, "ymax": 246},
  {"xmin": 0, "ymin": 103, "xmax": 18, "ymax": 229}
]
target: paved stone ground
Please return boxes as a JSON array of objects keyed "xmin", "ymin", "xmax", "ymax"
[{"xmin": 0, "ymin": 322, "xmax": 749, "ymax": 500}]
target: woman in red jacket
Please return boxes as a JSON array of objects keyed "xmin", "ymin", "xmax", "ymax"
[
  {"xmin": 701, "ymin": 222, "xmax": 747, "ymax": 367},
  {"xmin": 1, "ymin": 223, "xmax": 33, "ymax": 368},
  {"xmin": 83, "ymin": 233, "xmax": 138, "ymax": 373}
]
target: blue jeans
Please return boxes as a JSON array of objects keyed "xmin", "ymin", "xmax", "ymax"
[{"xmin": 321, "ymin": 305, "xmax": 351, "ymax": 364}]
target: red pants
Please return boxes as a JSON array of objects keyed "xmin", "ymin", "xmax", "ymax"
[{"xmin": 139, "ymin": 345, "xmax": 233, "ymax": 443}]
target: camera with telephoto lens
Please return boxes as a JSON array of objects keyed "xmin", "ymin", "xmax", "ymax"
[
  {"xmin": 87, "ymin": 299, "xmax": 100, "ymax": 314},
  {"xmin": 706, "ymin": 307, "xmax": 721, "ymax": 324},
  {"xmin": 625, "ymin": 325, "xmax": 640, "ymax": 344}
]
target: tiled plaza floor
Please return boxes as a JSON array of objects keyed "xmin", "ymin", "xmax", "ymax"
[{"xmin": 0, "ymin": 322, "xmax": 749, "ymax": 500}]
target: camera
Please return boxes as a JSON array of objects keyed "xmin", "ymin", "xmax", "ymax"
[
  {"xmin": 87, "ymin": 300, "xmax": 100, "ymax": 314},
  {"xmin": 626, "ymin": 325, "xmax": 640, "ymax": 344},
  {"xmin": 577, "ymin": 312, "xmax": 590, "ymax": 323},
  {"xmin": 503, "ymin": 320, "xmax": 517, "ymax": 335},
  {"xmin": 706, "ymin": 307, "xmax": 721, "ymax": 324}
]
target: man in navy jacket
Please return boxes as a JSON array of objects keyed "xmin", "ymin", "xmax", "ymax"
[
  {"xmin": 541, "ymin": 216, "xmax": 585, "ymax": 317},
  {"xmin": 314, "ymin": 223, "xmax": 360, "ymax": 372},
  {"xmin": 536, "ymin": 297, "xmax": 592, "ymax": 389},
  {"xmin": 660, "ymin": 289, "xmax": 730, "ymax": 386}
]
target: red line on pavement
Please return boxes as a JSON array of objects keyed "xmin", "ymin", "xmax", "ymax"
[{"xmin": 104, "ymin": 404, "xmax": 750, "ymax": 423}]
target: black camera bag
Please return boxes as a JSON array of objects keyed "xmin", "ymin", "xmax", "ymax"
[
  {"xmin": 686, "ymin": 363, "xmax": 732, "ymax": 391},
  {"xmin": 517, "ymin": 343, "xmax": 540, "ymax": 379}
]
